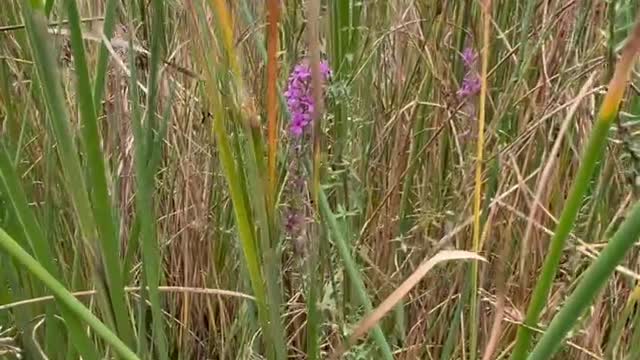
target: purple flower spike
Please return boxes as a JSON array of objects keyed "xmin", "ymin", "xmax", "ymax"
[
  {"xmin": 457, "ymin": 75, "xmax": 481, "ymax": 98},
  {"xmin": 461, "ymin": 47, "xmax": 477, "ymax": 67},
  {"xmin": 284, "ymin": 212, "xmax": 302, "ymax": 234},
  {"xmin": 290, "ymin": 124, "xmax": 304, "ymax": 136},
  {"xmin": 458, "ymin": 47, "xmax": 480, "ymax": 99},
  {"xmin": 284, "ymin": 59, "xmax": 332, "ymax": 137},
  {"xmin": 320, "ymin": 61, "xmax": 333, "ymax": 78}
]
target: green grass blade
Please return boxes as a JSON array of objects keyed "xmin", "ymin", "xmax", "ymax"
[
  {"xmin": 92, "ymin": 0, "xmax": 118, "ymax": 110},
  {"xmin": 604, "ymin": 287, "xmax": 640, "ymax": 358},
  {"xmin": 511, "ymin": 14, "xmax": 640, "ymax": 359},
  {"xmin": 318, "ymin": 188, "xmax": 393, "ymax": 359},
  {"xmin": 63, "ymin": 0, "xmax": 135, "ymax": 347},
  {"xmin": 440, "ymin": 278, "xmax": 470, "ymax": 360},
  {"xmin": 511, "ymin": 90, "xmax": 621, "ymax": 360},
  {"xmin": 0, "ymin": 227, "xmax": 140, "ymax": 360},
  {"xmin": 394, "ymin": 74, "xmax": 432, "ymax": 342},
  {"xmin": 626, "ymin": 305, "xmax": 640, "ymax": 359},
  {"xmin": 20, "ymin": 2, "xmax": 96, "ymax": 237},
  {"xmin": 127, "ymin": 1, "xmax": 169, "ymax": 354},
  {"xmin": 329, "ymin": 0, "xmax": 350, "ymax": 156},
  {"xmin": 194, "ymin": 1, "xmax": 281, "ymax": 355},
  {"xmin": 0, "ymin": 252, "xmax": 42, "ymax": 358},
  {"xmin": 0, "ymin": 144, "xmax": 104, "ymax": 360},
  {"xmin": 305, "ymin": 253, "xmax": 320, "ymax": 360},
  {"xmin": 516, "ymin": 0, "xmax": 537, "ymax": 76},
  {"xmin": 211, "ymin": 114, "xmax": 272, "ymax": 356},
  {"xmin": 0, "ymin": 146, "xmax": 57, "ymax": 294},
  {"xmin": 527, "ymin": 199, "xmax": 640, "ymax": 359},
  {"xmin": 244, "ymin": 126, "xmax": 287, "ymax": 360},
  {"xmin": 21, "ymin": 0, "xmax": 124, "ymax": 338}
]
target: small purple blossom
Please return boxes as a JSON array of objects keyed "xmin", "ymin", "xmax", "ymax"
[
  {"xmin": 461, "ymin": 47, "xmax": 477, "ymax": 67},
  {"xmin": 458, "ymin": 47, "xmax": 480, "ymax": 99},
  {"xmin": 320, "ymin": 61, "xmax": 332, "ymax": 78},
  {"xmin": 282, "ymin": 60, "xmax": 333, "ymax": 246},
  {"xmin": 457, "ymin": 75, "xmax": 481, "ymax": 98},
  {"xmin": 284, "ymin": 212, "xmax": 302, "ymax": 234},
  {"xmin": 284, "ymin": 60, "xmax": 332, "ymax": 137}
]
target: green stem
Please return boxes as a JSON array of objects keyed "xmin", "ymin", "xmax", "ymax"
[
  {"xmin": 527, "ymin": 200, "xmax": 640, "ymax": 359},
  {"xmin": 63, "ymin": 0, "xmax": 134, "ymax": 346},
  {"xmin": 517, "ymin": 0, "xmax": 538, "ymax": 76},
  {"xmin": 93, "ymin": 0, "xmax": 119, "ymax": 110},
  {"xmin": 511, "ymin": 115, "xmax": 613, "ymax": 359},
  {"xmin": 0, "ymin": 228, "xmax": 140, "ymax": 360},
  {"xmin": 318, "ymin": 189, "xmax": 393, "ymax": 359}
]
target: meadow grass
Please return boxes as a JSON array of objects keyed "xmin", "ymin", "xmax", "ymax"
[{"xmin": 2, "ymin": 0, "xmax": 640, "ymax": 359}]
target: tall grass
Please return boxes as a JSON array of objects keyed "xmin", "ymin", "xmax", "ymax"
[
  {"xmin": 2, "ymin": 0, "xmax": 640, "ymax": 359},
  {"xmin": 511, "ymin": 12, "xmax": 640, "ymax": 360}
]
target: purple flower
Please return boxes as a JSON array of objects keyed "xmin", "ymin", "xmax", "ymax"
[
  {"xmin": 284, "ymin": 212, "xmax": 302, "ymax": 234},
  {"xmin": 458, "ymin": 47, "xmax": 480, "ymax": 99},
  {"xmin": 284, "ymin": 60, "xmax": 332, "ymax": 137},
  {"xmin": 282, "ymin": 60, "xmax": 333, "ymax": 243},
  {"xmin": 461, "ymin": 47, "xmax": 477, "ymax": 67},
  {"xmin": 320, "ymin": 61, "xmax": 332, "ymax": 78},
  {"xmin": 457, "ymin": 75, "xmax": 481, "ymax": 98}
]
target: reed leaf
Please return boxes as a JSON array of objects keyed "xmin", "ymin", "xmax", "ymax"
[
  {"xmin": 527, "ymin": 199, "xmax": 640, "ymax": 359},
  {"xmin": 63, "ymin": 0, "xmax": 135, "ymax": 346},
  {"xmin": 127, "ymin": 0, "xmax": 169, "ymax": 354},
  {"xmin": 318, "ymin": 188, "xmax": 393, "ymax": 360},
  {"xmin": 0, "ymin": 227, "xmax": 140, "ymax": 360},
  {"xmin": 511, "ymin": 12, "xmax": 640, "ymax": 360}
]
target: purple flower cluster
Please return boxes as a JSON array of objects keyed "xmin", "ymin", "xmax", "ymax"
[
  {"xmin": 282, "ymin": 146, "xmax": 308, "ymax": 248},
  {"xmin": 284, "ymin": 60, "xmax": 332, "ymax": 136},
  {"xmin": 457, "ymin": 47, "xmax": 481, "ymax": 99},
  {"xmin": 281, "ymin": 60, "xmax": 332, "ymax": 247},
  {"xmin": 461, "ymin": 47, "xmax": 476, "ymax": 67}
]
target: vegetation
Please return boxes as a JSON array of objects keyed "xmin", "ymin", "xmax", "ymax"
[{"xmin": 1, "ymin": 0, "xmax": 640, "ymax": 359}]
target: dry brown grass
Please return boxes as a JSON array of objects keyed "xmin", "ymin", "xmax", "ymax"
[{"xmin": 2, "ymin": 0, "xmax": 640, "ymax": 359}]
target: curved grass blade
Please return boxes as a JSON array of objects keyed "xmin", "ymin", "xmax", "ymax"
[
  {"xmin": 511, "ymin": 12, "xmax": 640, "ymax": 359},
  {"xmin": 21, "ymin": 0, "xmax": 125, "ymax": 341},
  {"xmin": 63, "ymin": 0, "xmax": 135, "ymax": 347},
  {"xmin": 527, "ymin": 199, "xmax": 640, "ymax": 359},
  {"xmin": 201, "ymin": 2, "xmax": 287, "ymax": 357},
  {"xmin": 183, "ymin": 2, "xmax": 275, "ymax": 355},
  {"xmin": 0, "ymin": 144, "xmax": 101, "ymax": 360},
  {"xmin": 126, "ymin": 0, "xmax": 169, "ymax": 354},
  {"xmin": 318, "ymin": 189, "xmax": 393, "ymax": 360},
  {"xmin": 338, "ymin": 250, "xmax": 485, "ymax": 357},
  {"xmin": 92, "ymin": 0, "xmax": 118, "ymax": 110},
  {"xmin": 0, "ymin": 227, "xmax": 140, "ymax": 360},
  {"xmin": 266, "ymin": 0, "xmax": 280, "ymax": 200}
]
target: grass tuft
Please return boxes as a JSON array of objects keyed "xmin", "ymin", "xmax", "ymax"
[{"xmin": 2, "ymin": 1, "xmax": 640, "ymax": 359}]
